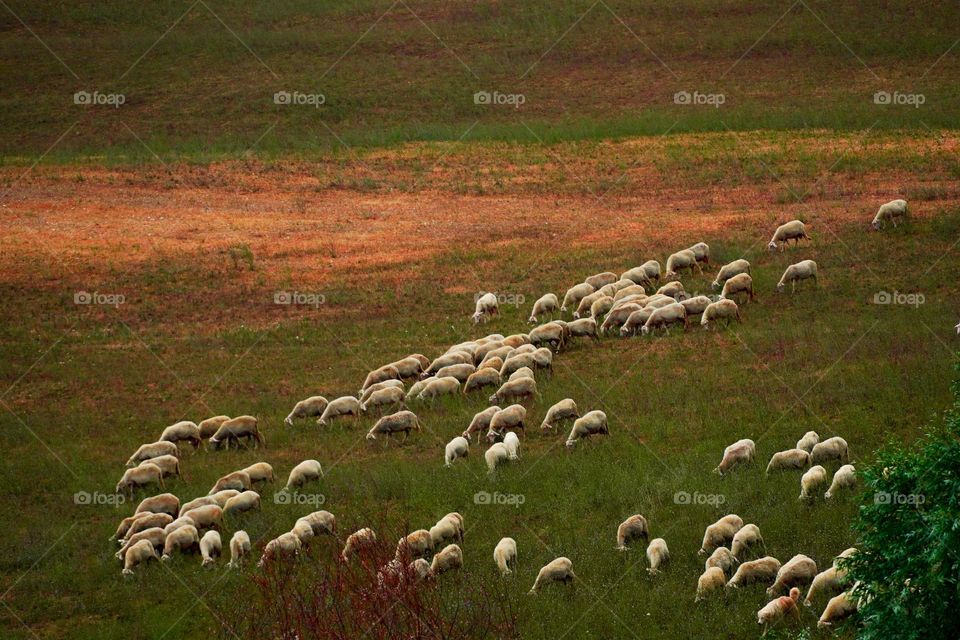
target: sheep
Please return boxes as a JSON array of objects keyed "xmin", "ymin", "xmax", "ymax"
[
  {"xmin": 463, "ymin": 406, "xmax": 499, "ymax": 442},
  {"xmin": 528, "ymin": 322, "xmax": 566, "ymax": 351},
  {"xmin": 757, "ymin": 587, "xmax": 800, "ymax": 634},
  {"xmin": 818, "ymin": 591, "xmax": 857, "ymax": 628},
  {"xmin": 700, "ymin": 298, "xmax": 742, "ymax": 329},
  {"xmin": 359, "ymin": 386, "xmax": 406, "ymax": 414},
  {"xmin": 361, "ymin": 364, "xmax": 401, "ymax": 391},
  {"xmin": 492, "ymin": 537, "xmax": 518, "ymax": 577},
  {"xmin": 209, "ymin": 415, "xmax": 264, "ymax": 450},
  {"xmin": 642, "ymin": 293, "xmax": 675, "ymax": 308},
  {"xmin": 529, "ymin": 557, "xmax": 576, "ymax": 594},
  {"xmin": 712, "ymin": 259, "xmax": 750, "ymax": 290},
  {"xmin": 317, "ymin": 396, "xmax": 361, "ymax": 426},
  {"xmin": 656, "ymin": 280, "xmax": 686, "ymax": 300},
  {"xmin": 116, "ymin": 527, "xmax": 165, "ymax": 562},
  {"xmin": 180, "ymin": 491, "xmax": 237, "ymax": 515},
  {"xmin": 574, "ymin": 291, "xmax": 606, "ymax": 318},
  {"xmin": 388, "ymin": 356, "xmax": 428, "ymax": 379},
  {"xmin": 198, "ymin": 415, "xmax": 231, "ymax": 440},
  {"xmin": 485, "ymin": 442, "xmax": 510, "ymax": 472},
  {"xmin": 159, "ymin": 420, "xmax": 201, "ymax": 449},
  {"xmin": 285, "ymin": 459, "xmax": 323, "ymax": 490},
  {"xmin": 804, "ymin": 566, "xmax": 847, "ymax": 608},
  {"xmin": 341, "ymin": 527, "xmax": 376, "ymax": 562},
  {"xmin": 679, "ymin": 295, "xmax": 711, "ymax": 318},
  {"xmin": 699, "ymin": 514, "xmax": 744, "ymax": 555},
  {"xmin": 502, "ymin": 334, "xmax": 529, "ymax": 349},
  {"xmin": 140, "ymin": 454, "xmax": 181, "ymax": 480},
  {"xmin": 474, "ymin": 340, "xmax": 505, "ymax": 363},
  {"xmin": 601, "ymin": 303, "xmax": 643, "ymax": 334},
  {"xmin": 727, "ymin": 524, "xmax": 763, "ymax": 561},
  {"xmin": 696, "ymin": 566, "xmax": 726, "ymax": 601},
  {"xmin": 664, "ymin": 249, "xmax": 702, "ymax": 280},
  {"xmin": 472, "ymin": 292, "xmax": 500, "ymax": 323},
  {"xmin": 481, "ymin": 346, "xmax": 515, "ymax": 367},
  {"xmin": 122, "ymin": 513, "xmax": 173, "ymax": 541},
  {"xmin": 727, "ymin": 556, "xmax": 782, "ymax": 588},
  {"xmin": 367, "ymin": 410, "xmax": 422, "ymax": 442},
  {"xmin": 489, "ymin": 406, "xmax": 526, "ymax": 442},
  {"xmin": 241, "ymin": 462, "xmax": 274, "ymax": 485},
  {"xmin": 540, "ymin": 399, "xmax": 579, "ymax": 431},
  {"xmin": 714, "ymin": 438, "xmax": 756, "ymax": 475},
  {"xmin": 405, "ymin": 379, "xmax": 429, "ymax": 400},
  {"xmin": 478, "ymin": 356, "xmax": 504, "ymax": 371},
  {"xmin": 200, "ymin": 530, "xmax": 222, "ymax": 567},
  {"xmin": 259, "ymin": 532, "xmax": 303, "ymax": 566},
  {"xmin": 180, "ymin": 504, "xmax": 224, "ymax": 530},
  {"xmin": 125, "ymin": 441, "xmax": 179, "ymax": 467},
  {"xmin": 209, "ymin": 470, "xmax": 251, "ymax": 495},
  {"xmin": 116, "ymin": 463, "xmax": 164, "ymax": 497},
  {"xmin": 122, "ymin": 539, "xmax": 158, "ymax": 576},
  {"xmin": 395, "ymin": 530, "xmax": 434, "ymax": 561},
  {"xmin": 423, "ymin": 352, "xmax": 472, "ymax": 377},
  {"xmin": 871, "ymin": 199, "xmax": 907, "ymax": 230},
  {"xmin": 529, "ymin": 293, "xmax": 559, "ymax": 323},
  {"xmin": 561, "ymin": 283, "xmax": 595, "ymax": 313},
  {"xmin": 163, "ymin": 516, "xmax": 196, "ymax": 536},
  {"xmin": 161, "ymin": 524, "xmax": 200, "ymax": 561},
  {"xmin": 223, "ymin": 491, "xmax": 261, "ymax": 516},
  {"xmin": 531, "ymin": 347, "xmax": 554, "ymax": 372},
  {"xmin": 588, "ymin": 294, "xmax": 615, "ymax": 318},
  {"xmin": 461, "ymin": 368, "xmax": 499, "ymax": 395},
  {"xmin": 796, "ymin": 430, "xmax": 820, "ymax": 453},
  {"xmin": 566, "ymin": 410, "xmax": 609, "ymax": 448},
  {"xmin": 825, "ymin": 464, "xmax": 856, "ymax": 498},
  {"xmin": 705, "ymin": 547, "xmax": 738, "ymax": 575},
  {"xmin": 799, "ymin": 466, "xmax": 828, "ymax": 501},
  {"xmin": 613, "ymin": 284, "xmax": 647, "ymax": 302},
  {"xmin": 646, "ymin": 538, "xmax": 669, "ymax": 574},
  {"xmin": 134, "ymin": 493, "xmax": 180, "ymax": 517},
  {"xmin": 640, "ymin": 302, "xmax": 688, "ymax": 335},
  {"xmin": 436, "ymin": 363, "xmax": 477, "ymax": 384},
  {"xmin": 766, "ymin": 448, "xmax": 811, "ymax": 474},
  {"xmin": 298, "ymin": 511, "xmax": 336, "ymax": 538},
  {"xmin": 500, "ymin": 353, "xmax": 538, "ymax": 379},
  {"xmin": 768, "ymin": 554, "xmax": 817, "ymax": 597},
  {"xmin": 566, "ymin": 317, "xmax": 600, "ymax": 341},
  {"xmin": 583, "ymin": 271, "xmax": 617, "ymax": 289},
  {"xmin": 620, "ymin": 307, "xmax": 655, "ymax": 337},
  {"xmin": 227, "ymin": 530, "xmax": 251, "ymax": 568},
  {"xmin": 444, "ymin": 436, "xmax": 470, "ymax": 467},
  {"xmin": 810, "ymin": 436, "xmax": 849, "ymax": 464},
  {"xmin": 508, "ymin": 366, "xmax": 535, "ymax": 382},
  {"xmin": 688, "ymin": 242, "xmax": 710, "ymax": 265},
  {"xmin": 768, "ymin": 220, "xmax": 810, "ymax": 252},
  {"xmin": 503, "ymin": 432, "xmax": 520, "ymax": 460},
  {"xmin": 488, "ymin": 376, "xmax": 537, "ymax": 405},
  {"xmin": 776, "ymin": 259, "xmax": 818, "ymax": 293},
  {"xmin": 430, "ymin": 544, "xmax": 463, "ymax": 576},
  {"xmin": 430, "ymin": 513, "xmax": 465, "ymax": 547},
  {"xmin": 720, "ymin": 273, "xmax": 755, "ymax": 303},
  {"xmin": 417, "ymin": 376, "xmax": 460, "ymax": 401},
  {"xmin": 615, "ymin": 514, "xmax": 649, "ymax": 551},
  {"xmin": 285, "ymin": 396, "xmax": 328, "ymax": 425}
]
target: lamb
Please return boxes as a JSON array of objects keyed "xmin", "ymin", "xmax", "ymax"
[
  {"xmin": 503, "ymin": 432, "xmax": 520, "ymax": 460},
  {"xmin": 565, "ymin": 410, "xmax": 609, "ymax": 448},
  {"xmin": 757, "ymin": 587, "xmax": 800, "ymax": 634},
  {"xmin": 799, "ymin": 465, "xmax": 828, "ymax": 501},
  {"xmin": 615, "ymin": 514, "xmax": 649, "ymax": 551},
  {"xmin": 796, "ymin": 430, "xmax": 820, "ymax": 453},
  {"xmin": 640, "ymin": 302, "xmax": 688, "ymax": 335},
  {"xmin": 341, "ymin": 527, "xmax": 376, "ymax": 562},
  {"xmin": 646, "ymin": 538, "xmax": 669, "ymax": 574},
  {"xmin": 209, "ymin": 415, "xmax": 264, "ymax": 450},
  {"xmin": 285, "ymin": 396, "xmax": 329, "ymax": 425},
  {"xmin": 601, "ymin": 303, "xmax": 643, "ymax": 334},
  {"xmin": 871, "ymin": 199, "xmax": 907, "ymax": 230},
  {"xmin": 116, "ymin": 527, "xmax": 165, "ymax": 562},
  {"xmin": 396, "ymin": 529, "xmax": 434, "ymax": 561},
  {"xmin": 485, "ymin": 442, "xmax": 510, "ymax": 472},
  {"xmin": 241, "ymin": 462, "xmax": 274, "ymax": 485},
  {"xmin": 540, "ymin": 399, "xmax": 579, "ymax": 431},
  {"xmin": 317, "ymin": 396, "xmax": 361, "ymax": 425},
  {"xmin": 567, "ymin": 317, "xmax": 599, "ymax": 340},
  {"xmin": 122, "ymin": 539, "xmax": 158, "ymax": 576},
  {"xmin": 462, "ymin": 369, "xmax": 500, "ymax": 394},
  {"xmin": 727, "ymin": 556, "xmax": 782, "ymax": 588},
  {"xmin": 705, "ymin": 547, "xmax": 738, "ymax": 575},
  {"xmin": 430, "ymin": 513, "xmax": 464, "ymax": 547},
  {"xmin": 561, "ymin": 283, "xmax": 595, "ymax": 313},
  {"xmin": 714, "ymin": 438, "xmax": 756, "ymax": 475},
  {"xmin": 116, "ymin": 463, "xmax": 165, "ymax": 497},
  {"xmin": 699, "ymin": 514, "xmax": 744, "ymax": 555},
  {"xmin": 367, "ymin": 410, "xmax": 422, "ymax": 442},
  {"xmin": 766, "ymin": 448, "xmax": 811, "ymax": 474},
  {"xmin": 360, "ymin": 386, "xmax": 406, "ymax": 413},
  {"xmin": 123, "ymin": 512, "xmax": 173, "ymax": 540},
  {"xmin": 712, "ymin": 259, "xmax": 751, "ymax": 289},
  {"xmin": 159, "ymin": 421, "xmax": 202, "ymax": 448},
  {"xmin": 198, "ymin": 415, "xmax": 231, "ymax": 440},
  {"xmin": 209, "ymin": 470, "xmax": 251, "ymax": 495},
  {"xmin": 696, "ymin": 566, "xmax": 726, "ymax": 601},
  {"xmin": 180, "ymin": 504, "xmax": 224, "ymax": 530},
  {"xmin": 818, "ymin": 591, "xmax": 857, "ymax": 628},
  {"xmin": 462, "ymin": 406, "xmax": 499, "ymax": 442},
  {"xmin": 223, "ymin": 491, "xmax": 261, "ymax": 516},
  {"xmin": 488, "ymin": 376, "xmax": 537, "ymax": 405},
  {"xmin": 140, "ymin": 454, "xmax": 181, "ymax": 480},
  {"xmin": 529, "ymin": 293, "xmax": 560, "ymax": 323},
  {"xmin": 361, "ymin": 364, "xmax": 401, "ymax": 391},
  {"xmin": 135, "ymin": 493, "xmax": 180, "ymax": 517},
  {"xmin": 444, "ymin": 436, "xmax": 470, "ymax": 467},
  {"xmin": 776, "ymin": 259, "xmax": 818, "ymax": 293},
  {"xmin": 200, "ymin": 530, "xmax": 222, "ymax": 567},
  {"xmin": 768, "ymin": 220, "xmax": 810, "ymax": 252},
  {"xmin": 430, "ymin": 544, "xmax": 463, "ymax": 576},
  {"xmin": 810, "ymin": 436, "xmax": 849, "ymax": 464},
  {"xmin": 417, "ymin": 376, "xmax": 460, "ymax": 401},
  {"xmin": 768, "ymin": 554, "xmax": 818, "ymax": 596},
  {"xmin": 494, "ymin": 537, "xmax": 517, "ymax": 576},
  {"xmin": 664, "ymin": 249, "xmax": 702, "ymax": 280},
  {"xmin": 656, "ymin": 280, "xmax": 686, "ymax": 300},
  {"xmin": 161, "ymin": 524, "xmax": 200, "ymax": 561},
  {"xmin": 227, "ymin": 530, "xmax": 251, "ymax": 568},
  {"xmin": 528, "ymin": 321, "xmax": 566, "ymax": 350},
  {"xmin": 125, "ymin": 441, "xmax": 179, "ymax": 466},
  {"xmin": 285, "ymin": 459, "xmax": 323, "ymax": 490},
  {"xmin": 620, "ymin": 307, "xmax": 655, "ymax": 337},
  {"xmin": 824, "ymin": 464, "xmax": 856, "ymax": 498},
  {"xmin": 621, "ymin": 260, "xmax": 661, "ymax": 286},
  {"xmin": 720, "ymin": 273, "xmax": 755, "ymax": 303},
  {"xmin": 259, "ymin": 532, "xmax": 303, "ymax": 566},
  {"xmin": 731, "ymin": 524, "xmax": 764, "ymax": 560},
  {"xmin": 528, "ymin": 557, "xmax": 577, "ymax": 594},
  {"xmin": 679, "ymin": 295, "xmax": 711, "ymax": 317},
  {"xmin": 472, "ymin": 292, "xmax": 500, "ymax": 323}
]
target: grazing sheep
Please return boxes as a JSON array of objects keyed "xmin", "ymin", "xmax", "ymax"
[
  {"xmin": 126, "ymin": 441, "xmax": 179, "ymax": 467},
  {"xmin": 259, "ymin": 532, "xmax": 303, "ymax": 566},
  {"xmin": 227, "ymin": 531, "xmax": 251, "ymax": 568},
  {"xmin": 485, "ymin": 442, "xmax": 510, "ymax": 473},
  {"xmin": 796, "ymin": 431, "xmax": 820, "ymax": 453},
  {"xmin": 584, "ymin": 271, "xmax": 618, "ymax": 289},
  {"xmin": 494, "ymin": 537, "xmax": 517, "ymax": 576},
  {"xmin": 209, "ymin": 470, "xmax": 251, "ymax": 495},
  {"xmin": 430, "ymin": 544, "xmax": 463, "ymax": 576},
  {"xmin": 825, "ymin": 464, "xmax": 856, "ymax": 498},
  {"xmin": 503, "ymin": 432, "xmax": 520, "ymax": 460},
  {"xmin": 198, "ymin": 415, "xmax": 231, "ymax": 440},
  {"xmin": 679, "ymin": 295, "xmax": 711, "ymax": 318},
  {"xmin": 727, "ymin": 556, "xmax": 782, "ymax": 588},
  {"xmin": 285, "ymin": 459, "xmax": 323, "ymax": 490},
  {"xmin": 284, "ymin": 396, "xmax": 328, "ymax": 425},
  {"xmin": 141, "ymin": 455, "xmax": 181, "ymax": 480},
  {"xmin": 688, "ymin": 242, "xmax": 710, "ymax": 265},
  {"xmin": 768, "ymin": 220, "xmax": 810, "ymax": 252},
  {"xmin": 474, "ymin": 341, "xmax": 505, "ymax": 364},
  {"xmin": 502, "ymin": 334, "xmax": 529, "ymax": 348},
  {"xmin": 424, "ymin": 352, "xmax": 472, "ymax": 377},
  {"xmin": 529, "ymin": 293, "xmax": 560, "ymax": 323},
  {"xmin": 116, "ymin": 463, "xmax": 165, "ymax": 497},
  {"xmin": 643, "ymin": 294, "xmax": 677, "ymax": 309},
  {"xmin": 615, "ymin": 515, "xmax": 649, "ymax": 551},
  {"xmin": 529, "ymin": 557, "xmax": 577, "ymax": 594},
  {"xmin": 700, "ymin": 298, "xmax": 742, "ymax": 329},
  {"xmin": 241, "ymin": 462, "xmax": 274, "ymax": 485},
  {"xmin": 291, "ymin": 521, "xmax": 317, "ymax": 545},
  {"xmin": 180, "ymin": 504, "xmax": 223, "ymax": 531},
  {"xmin": 367, "ymin": 410, "xmax": 422, "ymax": 442},
  {"xmin": 624, "ymin": 260, "xmax": 661, "ymax": 286},
  {"xmin": 159, "ymin": 420, "xmax": 201, "ymax": 449},
  {"xmin": 436, "ymin": 363, "xmax": 476, "ymax": 383},
  {"xmin": 209, "ymin": 416, "xmax": 264, "ymax": 450},
  {"xmin": 429, "ymin": 513, "xmax": 464, "ymax": 547},
  {"xmin": 561, "ymin": 283, "xmax": 595, "ymax": 313},
  {"xmin": 122, "ymin": 539, "xmax": 158, "ymax": 576},
  {"xmin": 464, "ymin": 368, "xmax": 501, "ymax": 393},
  {"xmin": 360, "ymin": 386, "xmax": 406, "ymax": 413},
  {"xmin": 121, "ymin": 513, "xmax": 173, "ymax": 542},
  {"xmin": 777, "ymin": 260, "xmax": 818, "ymax": 293},
  {"xmin": 116, "ymin": 527, "xmax": 166, "ymax": 561},
  {"xmin": 810, "ymin": 436, "xmax": 849, "ymax": 464},
  {"xmin": 766, "ymin": 448, "xmax": 811, "ymax": 474},
  {"xmin": 180, "ymin": 492, "xmax": 236, "ymax": 516},
  {"xmin": 613, "ymin": 284, "xmax": 647, "ymax": 302},
  {"xmin": 712, "ymin": 259, "xmax": 751, "ymax": 290},
  {"xmin": 699, "ymin": 514, "xmax": 744, "ymax": 556},
  {"xmin": 705, "ymin": 547, "xmax": 738, "ymax": 575},
  {"xmin": 768, "ymin": 554, "xmax": 818, "ymax": 596},
  {"xmin": 567, "ymin": 317, "xmax": 600, "ymax": 340},
  {"xmin": 871, "ymin": 199, "xmax": 908, "ymax": 230},
  {"xmin": 720, "ymin": 273, "xmax": 755, "ymax": 303},
  {"xmin": 664, "ymin": 249, "xmax": 702, "ymax": 280},
  {"xmin": 566, "ymin": 410, "xmax": 609, "ymax": 448},
  {"xmin": 405, "ymin": 379, "xmax": 429, "ymax": 400},
  {"xmin": 161, "ymin": 524, "xmax": 200, "ymax": 561},
  {"xmin": 714, "ymin": 438, "xmax": 756, "ymax": 475},
  {"xmin": 601, "ymin": 303, "xmax": 643, "ymax": 334},
  {"xmin": 640, "ymin": 302, "xmax": 688, "ymax": 335},
  {"xmin": 799, "ymin": 466, "xmax": 828, "ymax": 501},
  {"xmin": 223, "ymin": 491, "xmax": 260, "ymax": 516},
  {"xmin": 757, "ymin": 587, "xmax": 801, "ymax": 634},
  {"xmin": 488, "ymin": 376, "xmax": 537, "ymax": 405},
  {"xmin": 500, "ymin": 353, "xmax": 538, "ymax": 379},
  {"xmin": 818, "ymin": 591, "xmax": 857, "ymax": 628},
  {"xmin": 463, "ymin": 406, "xmax": 500, "ymax": 442},
  {"xmin": 164, "ymin": 516, "xmax": 196, "ymax": 536},
  {"xmin": 200, "ymin": 530, "xmax": 222, "ymax": 567},
  {"xmin": 479, "ymin": 356, "xmax": 504, "ymax": 371},
  {"xmin": 574, "ymin": 291, "xmax": 605, "ymax": 318},
  {"xmin": 540, "ymin": 399, "xmax": 579, "ymax": 431},
  {"xmin": 646, "ymin": 538, "xmax": 669, "ymax": 574},
  {"xmin": 299, "ymin": 511, "xmax": 336, "ymax": 537},
  {"xmin": 396, "ymin": 530, "xmax": 434, "ymax": 561},
  {"xmin": 417, "ymin": 376, "xmax": 460, "ymax": 401},
  {"xmin": 531, "ymin": 347, "xmax": 553, "ymax": 372},
  {"xmin": 696, "ymin": 566, "xmax": 726, "ymax": 601},
  {"xmin": 135, "ymin": 493, "xmax": 180, "ymax": 517},
  {"xmin": 528, "ymin": 322, "xmax": 566, "ymax": 351},
  {"xmin": 389, "ymin": 356, "xmax": 428, "ymax": 379},
  {"xmin": 341, "ymin": 528, "xmax": 376, "ymax": 562},
  {"xmin": 444, "ymin": 436, "xmax": 470, "ymax": 467},
  {"xmin": 620, "ymin": 307, "xmax": 655, "ymax": 337},
  {"xmin": 731, "ymin": 524, "xmax": 764, "ymax": 561},
  {"xmin": 317, "ymin": 396, "xmax": 361, "ymax": 425},
  {"xmin": 489, "ymin": 404, "xmax": 526, "ymax": 437},
  {"xmin": 804, "ymin": 566, "xmax": 847, "ymax": 608},
  {"xmin": 656, "ymin": 280, "xmax": 686, "ymax": 300},
  {"xmin": 472, "ymin": 292, "xmax": 500, "ymax": 323},
  {"xmin": 508, "ymin": 366, "xmax": 535, "ymax": 382},
  {"xmin": 361, "ymin": 364, "xmax": 401, "ymax": 391}
]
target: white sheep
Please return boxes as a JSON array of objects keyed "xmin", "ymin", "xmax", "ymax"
[
  {"xmin": 423, "ymin": 351, "xmax": 472, "ymax": 377},
  {"xmin": 727, "ymin": 556, "xmax": 782, "ymax": 588},
  {"xmin": 284, "ymin": 396, "xmax": 328, "ymax": 425},
  {"xmin": 494, "ymin": 537, "xmax": 517, "ymax": 576},
  {"xmin": 473, "ymin": 292, "xmax": 500, "ymax": 323},
  {"xmin": 705, "ymin": 547, "xmax": 738, "ymax": 575},
  {"xmin": 621, "ymin": 260, "xmax": 661, "ymax": 286},
  {"xmin": 485, "ymin": 442, "xmax": 510, "ymax": 473},
  {"xmin": 179, "ymin": 504, "xmax": 223, "ymax": 530},
  {"xmin": 177, "ymin": 495, "xmax": 216, "ymax": 516},
  {"xmin": 765, "ymin": 448, "xmax": 811, "ymax": 474},
  {"xmin": 528, "ymin": 557, "xmax": 577, "ymax": 594},
  {"xmin": 804, "ymin": 566, "xmax": 847, "ymax": 608},
  {"xmin": 241, "ymin": 462, "xmax": 274, "ymax": 485},
  {"xmin": 777, "ymin": 259, "xmax": 818, "ymax": 293},
  {"xmin": 620, "ymin": 307, "xmax": 655, "ymax": 337},
  {"xmin": 796, "ymin": 430, "xmax": 820, "ymax": 453},
  {"xmin": 163, "ymin": 516, "xmax": 196, "ymax": 536},
  {"xmin": 134, "ymin": 493, "xmax": 180, "ymax": 517},
  {"xmin": 679, "ymin": 295, "xmax": 711, "ymax": 317},
  {"xmin": 757, "ymin": 587, "xmax": 800, "ymax": 634},
  {"xmin": 529, "ymin": 293, "xmax": 560, "ymax": 324},
  {"xmin": 664, "ymin": 249, "xmax": 702, "ymax": 280},
  {"xmin": 818, "ymin": 591, "xmax": 857, "ymax": 628},
  {"xmin": 116, "ymin": 463, "xmax": 165, "ymax": 497},
  {"xmin": 574, "ymin": 291, "xmax": 605, "ymax": 318},
  {"xmin": 198, "ymin": 415, "xmax": 231, "ymax": 440},
  {"xmin": 361, "ymin": 364, "xmax": 401, "ymax": 391},
  {"xmin": 700, "ymin": 299, "xmax": 742, "ymax": 331},
  {"xmin": 417, "ymin": 376, "xmax": 461, "ymax": 401},
  {"xmin": 259, "ymin": 532, "xmax": 303, "ymax": 566},
  {"xmin": 200, "ymin": 530, "xmax": 222, "ymax": 567},
  {"xmin": 584, "ymin": 271, "xmax": 618, "ymax": 289},
  {"xmin": 810, "ymin": 436, "xmax": 849, "ymax": 464},
  {"xmin": 540, "ymin": 399, "xmax": 579, "ymax": 431},
  {"xmin": 565, "ymin": 410, "xmax": 609, "ymax": 448},
  {"xmin": 731, "ymin": 524, "xmax": 765, "ymax": 560},
  {"xmin": 768, "ymin": 220, "xmax": 810, "ymax": 252},
  {"xmin": 444, "ymin": 436, "xmax": 470, "ymax": 467},
  {"xmin": 208, "ymin": 415, "xmax": 264, "ymax": 450},
  {"xmin": 824, "ymin": 464, "xmax": 856, "ymax": 498},
  {"xmin": 567, "ymin": 317, "xmax": 600, "ymax": 341},
  {"xmin": 208, "ymin": 470, "xmax": 251, "ymax": 495},
  {"xmin": 286, "ymin": 459, "xmax": 323, "ymax": 490},
  {"xmin": 799, "ymin": 465, "xmax": 828, "ymax": 500},
  {"xmin": 161, "ymin": 524, "xmax": 200, "ymax": 561},
  {"xmin": 462, "ymin": 406, "xmax": 499, "ymax": 442},
  {"xmin": 528, "ymin": 321, "xmax": 566, "ymax": 350},
  {"xmin": 488, "ymin": 376, "xmax": 537, "ymax": 405},
  {"xmin": 699, "ymin": 514, "xmax": 743, "ymax": 555},
  {"xmin": 396, "ymin": 530, "xmax": 434, "ymax": 561},
  {"xmin": 430, "ymin": 544, "xmax": 463, "ymax": 576},
  {"xmin": 502, "ymin": 431, "xmax": 520, "ymax": 460},
  {"xmin": 720, "ymin": 273, "xmax": 755, "ymax": 303},
  {"xmin": 502, "ymin": 333, "xmax": 529, "ymax": 348},
  {"xmin": 657, "ymin": 280, "xmax": 686, "ymax": 300},
  {"xmin": 227, "ymin": 530, "xmax": 251, "ymax": 568},
  {"xmin": 389, "ymin": 355, "xmax": 428, "ymax": 379},
  {"xmin": 768, "ymin": 554, "xmax": 818, "ymax": 596},
  {"xmin": 615, "ymin": 514, "xmax": 649, "ymax": 551},
  {"xmin": 613, "ymin": 284, "xmax": 647, "ymax": 302},
  {"xmin": 367, "ymin": 410, "xmax": 423, "ymax": 442},
  {"xmin": 223, "ymin": 491, "xmax": 261, "ymax": 516},
  {"xmin": 696, "ymin": 566, "xmax": 726, "ymax": 601},
  {"xmin": 159, "ymin": 421, "xmax": 202, "ymax": 448},
  {"xmin": 298, "ymin": 510, "xmax": 336, "ymax": 537},
  {"xmin": 121, "ymin": 513, "xmax": 172, "ymax": 542},
  {"xmin": 140, "ymin": 454, "xmax": 181, "ymax": 480},
  {"xmin": 560, "ymin": 283, "xmax": 595, "ymax": 313},
  {"xmin": 640, "ymin": 302, "xmax": 687, "ymax": 335},
  {"xmin": 360, "ymin": 386, "xmax": 406, "ymax": 413},
  {"xmin": 317, "ymin": 396, "xmax": 360, "ymax": 425},
  {"xmin": 712, "ymin": 259, "xmax": 751, "ymax": 290},
  {"xmin": 871, "ymin": 199, "xmax": 907, "ymax": 230},
  {"xmin": 646, "ymin": 538, "xmax": 669, "ymax": 575},
  {"xmin": 122, "ymin": 539, "xmax": 159, "ymax": 576},
  {"xmin": 714, "ymin": 438, "xmax": 756, "ymax": 475},
  {"xmin": 688, "ymin": 242, "xmax": 710, "ymax": 265},
  {"xmin": 115, "ymin": 527, "xmax": 165, "ymax": 561},
  {"xmin": 360, "ymin": 380, "xmax": 404, "ymax": 404},
  {"xmin": 341, "ymin": 527, "xmax": 376, "ymax": 562},
  {"xmin": 429, "ymin": 513, "xmax": 464, "ymax": 547},
  {"xmin": 508, "ymin": 366, "xmax": 535, "ymax": 382},
  {"xmin": 125, "ymin": 441, "xmax": 179, "ymax": 467}
]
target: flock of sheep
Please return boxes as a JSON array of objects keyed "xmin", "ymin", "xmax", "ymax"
[{"xmin": 109, "ymin": 201, "xmax": 909, "ymax": 634}]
